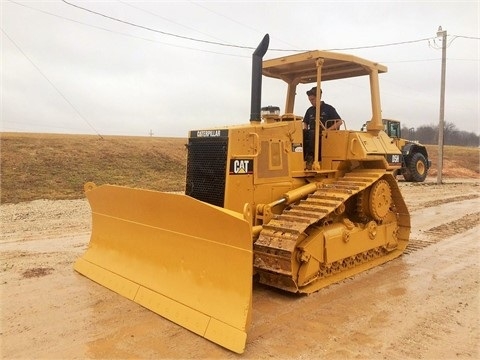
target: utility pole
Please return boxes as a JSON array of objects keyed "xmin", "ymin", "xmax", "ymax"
[{"xmin": 437, "ymin": 26, "xmax": 447, "ymax": 184}]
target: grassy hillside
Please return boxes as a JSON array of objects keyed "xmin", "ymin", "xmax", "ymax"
[
  {"xmin": 1, "ymin": 133, "xmax": 478, "ymax": 204},
  {"xmin": 424, "ymin": 144, "xmax": 480, "ymax": 178},
  {"xmin": 1, "ymin": 133, "xmax": 186, "ymax": 203}
]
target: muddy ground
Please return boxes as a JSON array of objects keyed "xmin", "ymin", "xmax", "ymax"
[{"xmin": 1, "ymin": 179, "xmax": 479, "ymax": 359}]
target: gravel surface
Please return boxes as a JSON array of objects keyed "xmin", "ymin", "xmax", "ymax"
[{"xmin": 1, "ymin": 179, "xmax": 479, "ymax": 359}]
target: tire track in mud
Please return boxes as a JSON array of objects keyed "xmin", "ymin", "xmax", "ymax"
[
  {"xmin": 405, "ymin": 212, "xmax": 480, "ymax": 254},
  {"xmin": 417, "ymin": 194, "xmax": 480, "ymax": 210},
  {"xmin": 404, "ymin": 190, "xmax": 480, "ymax": 255}
]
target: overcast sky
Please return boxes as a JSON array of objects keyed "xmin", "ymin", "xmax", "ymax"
[{"xmin": 2, "ymin": 0, "xmax": 479, "ymax": 138}]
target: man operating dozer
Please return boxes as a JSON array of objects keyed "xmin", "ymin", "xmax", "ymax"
[{"xmin": 303, "ymin": 86, "xmax": 342, "ymax": 163}]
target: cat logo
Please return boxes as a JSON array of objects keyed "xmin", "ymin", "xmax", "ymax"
[{"xmin": 229, "ymin": 159, "xmax": 253, "ymax": 175}]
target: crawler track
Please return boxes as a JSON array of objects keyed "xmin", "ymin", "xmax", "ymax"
[{"xmin": 254, "ymin": 170, "xmax": 410, "ymax": 293}]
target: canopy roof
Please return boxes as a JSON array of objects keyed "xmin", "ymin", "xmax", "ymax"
[{"xmin": 262, "ymin": 50, "xmax": 387, "ymax": 83}]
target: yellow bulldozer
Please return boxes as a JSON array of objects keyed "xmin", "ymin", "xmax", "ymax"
[{"xmin": 74, "ymin": 35, "xmax": 410, "ymax": 354}]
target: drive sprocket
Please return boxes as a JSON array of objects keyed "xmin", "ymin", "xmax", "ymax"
[{"xmin": 368, "ymin": 179, "xmax": 392, "ymax": 222}]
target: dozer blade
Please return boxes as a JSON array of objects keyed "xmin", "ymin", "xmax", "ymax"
[{"xmin": 74, "ymin": 183, "xmax": 253, "ymax": 354}]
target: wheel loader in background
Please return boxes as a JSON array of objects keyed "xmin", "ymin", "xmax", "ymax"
[
  {"xmin": 74, "ymin": 34, "xmax": 410, "ymax": 354},
  {"xmin": 383, "ymin": 119, "xmax": 431, "ymax": 182}
]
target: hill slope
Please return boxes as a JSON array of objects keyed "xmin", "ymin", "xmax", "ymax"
[
  {"xmin": 1, "ymin": 133, "xmax": 478, "ymax": 204},
  {"xmin": 1, "ymin": 133, "xmax": 186, "ymax": 203}
]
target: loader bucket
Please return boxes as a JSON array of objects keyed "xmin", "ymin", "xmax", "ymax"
[{"xmin": 74, "ymin": 183, "xmax": 253, "ymax": 353}]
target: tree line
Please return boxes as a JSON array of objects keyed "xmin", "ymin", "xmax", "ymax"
[{"xmin": 401, "ymin": 122, "xmax": 479, "ymax": 147}]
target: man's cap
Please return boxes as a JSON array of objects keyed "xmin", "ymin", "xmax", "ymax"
[{"xmin": 306, "ymin": 87, "xmax": 322, "ymax": 96}]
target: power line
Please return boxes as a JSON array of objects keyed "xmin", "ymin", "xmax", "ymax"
[
  {"xmin": 187, "ymin": 0, "xmax": 300, "ymax": 49},
  {"xmin": 60, "ymin": 0, "xmax": 451, "ymax": 53},
  {"xmin": 7, "ymin": 0, "xmax": 249, "ymax": 58},
  {"xmin": 9, "ymin": 0, "xmax": 480, "ymax": 56},
  {"xmin": 325, "ymin": 37, "xmax": 433, "ymax": 51},
  {"xmin": 117, "ymin": 0, "xmax": 227, "ymax": 43},
  {"xmin": 382, "ymin": 57, "xmax": 479, "ymax": 64},
  {"xmin": 1, "ymin": 27, "xmax": 104, "ymax": 139},
  {"xmin": 452, "ymin": 35, "xmax": 480, "ymax": 40},
  {"xmin": 61, "ymin": 0, "xmax": 258, "ymax": 51}
]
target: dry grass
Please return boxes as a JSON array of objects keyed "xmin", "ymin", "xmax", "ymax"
[
  {"xmin": 1, "ymin": 133, "xmax": 186, "ymax": 203},
  {"xmin": 425, "ymin": 144, "xmax": 480, "ymax": 178},
  {"xmin": 1, "ymin": 133, "xmax": 478, "ymax": 204}
]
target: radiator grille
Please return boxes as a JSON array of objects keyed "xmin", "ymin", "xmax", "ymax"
[{"xmin": 185, "ymin": 136, "xmax": 228, "ymax": 207}]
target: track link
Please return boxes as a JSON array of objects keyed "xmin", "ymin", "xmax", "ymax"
[{"xmin": 253, "ymin": 170, "xmax": 410, "ymax": 293}]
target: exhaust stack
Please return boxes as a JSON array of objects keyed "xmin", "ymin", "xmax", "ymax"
[{"xmin": 250, "ymin": 34, "xmax": 270, "ymax": 123}]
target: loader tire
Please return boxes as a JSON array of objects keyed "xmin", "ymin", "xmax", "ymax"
[{"xmin": 404, "ymin": 152, "xmax": 428, "ymax": 182}]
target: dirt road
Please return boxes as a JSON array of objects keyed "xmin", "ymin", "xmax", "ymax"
[{"xmin": 1, "ymin": 179, "xmax": 479, "ymax": 359}]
